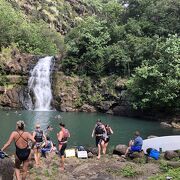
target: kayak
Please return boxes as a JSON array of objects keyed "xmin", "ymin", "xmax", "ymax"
[{"xmin": 142, "ymin": 135, "xmax": 180, "ymax": 153}]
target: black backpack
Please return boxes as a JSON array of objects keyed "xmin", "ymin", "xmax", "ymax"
[
  {"xmin": 95, "ymin": 125, "xmax": 104, "ymax": 135},
  {"xmin": 35, "ymin": 130, "xmax": 43, "ymax": 142}
]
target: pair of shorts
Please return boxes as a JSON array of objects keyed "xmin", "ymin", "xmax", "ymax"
[
  {"xmin": 130, "ymin": 146, "xmax": 142, "ymax": 152},
  {"xmin": 95, "ymin": 136, "xmax": 103, "ymax": 147},
  {"xmin": 104, "ymin": 137, "xmax": 110, "ymax": 143},
  {"xmin": 59, "ymin": 143, "xmax": 67, "ymax": 157},
  {"xmin": 34, "ymin": 142, "xmax": 43, "ymax": 149}
]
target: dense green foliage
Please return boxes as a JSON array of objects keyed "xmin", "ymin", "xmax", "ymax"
[
  {"xmin": 0, "ymin": 0, "xmax": 63, "ymax": 55},
  {"xmin": 127, "ymin": 35, "xmax": 180, "ymax": 110},
  {"xmin": 62, "ymin": 0, "xmax": 180, "ymax": 111}
]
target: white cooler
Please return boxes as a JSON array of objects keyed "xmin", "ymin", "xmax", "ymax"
[{"xmin": 77, "ymin": 151, "xmax": 88, "ymax": 159}]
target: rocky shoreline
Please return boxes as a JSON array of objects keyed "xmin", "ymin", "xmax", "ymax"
[{"xmin": 1, "ymin": 146, "xmax": 180, "ymax": 180}]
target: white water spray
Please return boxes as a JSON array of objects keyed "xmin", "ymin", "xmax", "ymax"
[{"xmin": 28, "ymin": 56, "xmax": 53, "ymax": 111}]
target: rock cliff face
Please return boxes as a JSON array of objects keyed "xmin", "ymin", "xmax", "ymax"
[
  {"xmin": 9, "ymin": 0, "xmax": 93, "ymax": 35},
  {"xmin": 52, "ymin": 71, "xmax": 81, "ymax": 112},
  {"xmin": 0, "ymin": 48, "xmax": 38, "ymax": 108},
  {"xmin": 52, "ymin": 72, "xmax": 132, "ymax": 114}
]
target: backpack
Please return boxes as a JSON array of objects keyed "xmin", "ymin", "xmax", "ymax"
[
  {"xmin": 149, "ymin": 149, "xmax": 160, "ymax": 160},
  {"xmin": 35, "ymin": 130, "xmax": 43, "ymax": 142},
  {"xmin": 95, "ymin": 125, "xmax": 104, "ymax": 135},
  {"xmin": 0, "ymin": 151, "xmax": 8, "ymax": 159}
]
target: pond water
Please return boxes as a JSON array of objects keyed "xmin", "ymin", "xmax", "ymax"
[{"xmin": 0, "ymin": 110, "xmax": 179, "ymax": 154}]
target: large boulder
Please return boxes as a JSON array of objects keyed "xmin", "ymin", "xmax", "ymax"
[
  {"xmin": 113, "ymin": 144, "xmax": 128, "ymax": 156},
  {"xmin": 0, "ymin": 158, "xmax": 14, "ymax": 180},
  {"xmin": 80, "ymin": 104, "xmax": 96, "ymax": 113},
  {"xmin": 171, "ymin": 122, "xmax": 180, "ymax": 129},
  {"xmin": 97, "ymin": 101, "xmax": 115, "ymax": 112},
  {"xmin": 129, "ymin": 151, "xmax": 144, "ymax": 159},
  {"xmin": 164, "ymin": 151, "xmax": 179, "ymax": 160},
  {"xmin": 160, "ymin": 122, "xmax": 172, "ymax": 128},
  {"xmin": 86, "ymin": 147, "xmax": 98, "ymax": 155}
]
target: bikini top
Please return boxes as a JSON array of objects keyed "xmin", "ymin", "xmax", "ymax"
[{"xmin": 15, "ymin": 131, "xmax": 28, "ymax": 149}]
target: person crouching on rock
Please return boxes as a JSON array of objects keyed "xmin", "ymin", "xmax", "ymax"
[
  {"xmin": 123, "ymin": 131, "xmax": 143, "ymax": 158},
  {"xmin": 1, "ymin": 120, "xmax": 35, "ymax": 180},
  {"xmin": 57, "ymin": 122, "xmax": 70, "ymax": 171},
  {"xmin": 92, "ymin": 119, "xmax": 106, "ymax": 159},
  {"xmin": 33, "ymin": 124, "xmax": 47, "ymax": 166}
]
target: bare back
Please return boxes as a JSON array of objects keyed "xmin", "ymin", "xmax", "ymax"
[{"xmin": 13, "ymin": 131, "xmax": 30, "ymax": 149}]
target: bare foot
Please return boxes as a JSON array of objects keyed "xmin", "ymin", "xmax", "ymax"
[
  {"xmin": 59, "ymin": 167, "xmax": 64, "ymax": 171},
  {"xmin": 97, "ymin": 156, "xmax": 100, "ymax": 160}
]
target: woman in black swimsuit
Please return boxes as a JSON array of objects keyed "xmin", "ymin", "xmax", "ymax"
[{"xmin": 1, "ymin": 120, "xmax": 35, "ymax": 180}]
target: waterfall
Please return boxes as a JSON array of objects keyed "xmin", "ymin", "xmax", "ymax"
[{"xmin": 27, "ymin": 56, "xmax": 54, "ymax": 111}]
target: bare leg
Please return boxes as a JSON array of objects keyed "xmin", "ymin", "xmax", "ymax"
[
  {"xmin": 34, "ymin": 149, "xmax": 40, "ymax": 165},
  {"xmin": 103, "ymin": 142, "xmax": 108, "ymax": 155},
  {"xmin": 129, "ymin": 140, "xmax": 133, "ymax": 146},
  {"xmin": 101, "ymin": 141, "xmax": 105, "ymax": 155},
  {"xmin": 124, "ymin": 147, "xmax": 130, "ymax": 156},
  {"xmin": 15, "ymin": 168, "xmax": 21, "ymax": 180},
  {"xmin": 60, "ymin": 155, "xmax": 65, "ymax": 170},
  {"xmin": 22, "ymin": 160, "xmax": 29, "ymax": 180},
  {"xmin": 97, "ymin": 144, "xmax": 101, "ymax": 159},
  {"xmin": 37, "ymin": 151, "xmax": 41, "ymax": 165}
]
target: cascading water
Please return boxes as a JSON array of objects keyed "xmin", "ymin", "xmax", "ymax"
[{"xmin": 27, "ymin": 56, "xmax": 54, "ymax": 111}]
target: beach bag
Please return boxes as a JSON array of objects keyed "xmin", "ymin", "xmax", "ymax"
[
  {"xmin": 77, "ymin": 146, "xmax": 85, "ymax": 151},
  {"xmin": 0, "ymin": 151, "xmax": 5, "ymax": 159},
  {"xmin": 0, "ymin": 151, "xmax": 8, "ymax": 159},
  {"xmin": 149, "ymin": 149, "xmax": 160, "ymax": 160}
]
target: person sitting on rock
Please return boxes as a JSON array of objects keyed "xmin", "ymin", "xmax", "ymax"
[
  {"xmin": 123, "ymin": 131, "xmax": 143, "ymax": 157},
  {"xmin": 41, "ymin": 136, "xmax": 53, "ymax": 158}
]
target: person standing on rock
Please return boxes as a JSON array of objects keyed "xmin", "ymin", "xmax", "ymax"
[
  {"xmin": 33, "ymin": 124, "xmax": 47, "ymax": 166},
  {"xmin": 102, "ymin": 124, "xmax": 113, "ymax": 155},
  {"xmin": 123, "ymin": 131, "xmax": 143, "ymax": 157},
  {"xmin": 1, "ymin": 120, "xmax": 35, "ymax": 180},
  {"xmin": 57, "ymin": 122, "xmax": 70, "ymax": 170},
  {"xmin": 92, "ymin": 119, "xmax": 106, "ymax": 159}
]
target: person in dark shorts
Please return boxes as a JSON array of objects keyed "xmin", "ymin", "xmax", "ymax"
[
  {"xmin": 57, "ymin": 122, "xmax": 70, "ymax": 170},
  {"xmin": 92, "ymin": 120, "xmax": 106, "ymax": 159},
  {"xmin": 102, "ymin": 124, "xmax": 113, "ymax": 155},
  {"xmin": 33, "ymin": 124, "xmax": 47, "ymax": 166},
  {"xmin": 1, "ymin": 120, "xmax": 35, "ymax": 180},
  {"xmin": 123, "ymin": 131, "xmax": 143, "ymax": 157}
]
